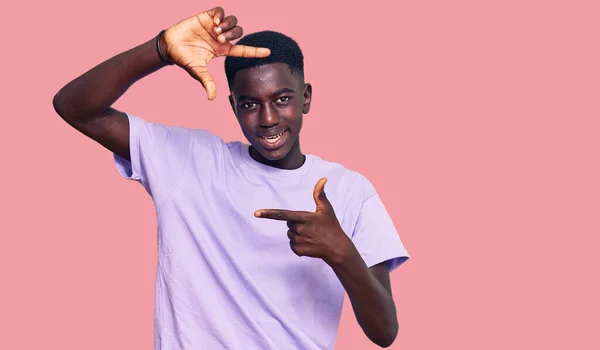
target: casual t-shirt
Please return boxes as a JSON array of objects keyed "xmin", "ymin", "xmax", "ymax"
[{"xmin": 113, "ymin": 113, "xmax": 410, "ymax": 350}]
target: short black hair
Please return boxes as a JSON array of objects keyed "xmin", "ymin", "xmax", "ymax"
[{"xmin": 224, "ymin": 30, "xmax": 304, "ymax": 89}]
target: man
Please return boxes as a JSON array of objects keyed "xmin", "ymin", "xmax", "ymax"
[{"xmin": 53, "ymin": 6, "xmax": 409, "ymax": 350}]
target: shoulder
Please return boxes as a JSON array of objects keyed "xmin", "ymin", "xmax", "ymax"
[
  {"xmin": 125, "ymin": 113, "xmax": 241, "ymax": 168},
  {"xmin": 138, "ymin": 116, "xmax": 232, "ymax": 155},
  {"xmin": 309, "ymin": 155, "xmax": 377, "ymax": 201},
  {"xmin": 128, "ymin": 113, "xmax": 224, "ymax": 144}
]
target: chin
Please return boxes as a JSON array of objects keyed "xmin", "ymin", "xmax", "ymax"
[{"xmin": 250, "ymin": 140, "xmax": 290, "ymax": 161}]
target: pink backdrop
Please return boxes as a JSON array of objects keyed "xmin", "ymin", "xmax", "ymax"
[{"xmin": 1, "ymin": 0, "xmax": 599, "ymax": 349}]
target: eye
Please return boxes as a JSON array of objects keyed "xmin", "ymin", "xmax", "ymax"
[
  {"xmin": 275, "ymin": 96, "xmax": 291, "ymax": 103},
  {"xmin": 242, "ymin": 102, "xmax": 258, "ymax": 109}
]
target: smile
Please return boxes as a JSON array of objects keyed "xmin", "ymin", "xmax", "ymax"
[
  {"xmin": 260, "ymin": 131, "xmax": 285, "ymax": 143},
  {"xmin": 258, "ymin": 130, "xmax": 288, "ymax": 150}
]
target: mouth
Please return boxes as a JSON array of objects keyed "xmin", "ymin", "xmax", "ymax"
[{"xmin": 257, "ymin": 129, "xmax": 289, "ymax": 150}]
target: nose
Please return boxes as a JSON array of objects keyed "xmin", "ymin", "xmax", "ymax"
[{"xmin": 259, "ymin": 104, "xmax": 280, "ymax": 127}]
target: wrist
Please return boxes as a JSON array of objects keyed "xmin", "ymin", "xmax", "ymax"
[
  {"xmin": 156, "ymin": 29, "xmax": 174, "ymax": 66},
  {"xmin": 325, "ymin": 235, "xmax": 359, "ymax": 268}
]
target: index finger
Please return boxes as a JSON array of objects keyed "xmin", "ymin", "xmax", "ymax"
[
  {"xmin": 227, "ymin": 45, "xmax": 271, "ymax": 58},
  {"xmin": 254, "ymin": 209, "xmax": 311, "ymax": 222}
]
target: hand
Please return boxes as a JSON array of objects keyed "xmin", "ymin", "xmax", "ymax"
[
  {"xmin": 255, "ymin": 178, "xmax": 354, "ymax": 266},
  {"xmin": 162, "ymin": 7, "xmax": 271, "ymax": 100}
]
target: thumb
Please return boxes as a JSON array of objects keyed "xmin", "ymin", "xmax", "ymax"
[
  {"xmin": 313, "ymin": 177, "xmax": 333, "ymax": 213},
  {"xmin": 188, "ymin": 66, "xmax": 217, "ymax": 100}
]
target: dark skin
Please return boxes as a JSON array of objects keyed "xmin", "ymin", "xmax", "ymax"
[
  {"xmin": 255, "ymin": 178, "xmax": 399, "ymax": 347},
  {"xmin": 229, "ymin": 63, "xmax": 399, "ymax": 346},
  {"xmin": 53, "ymin": 6, "xmax": 398, "ymax": 348},
  {"xmin": 228, "ymin": 62, "xmax": 309, "ymax": 170}
]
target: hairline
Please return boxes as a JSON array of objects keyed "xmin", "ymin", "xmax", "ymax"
[{"xmin": 227, "ymin": 62, "xmax": 305, "ymax": 92}]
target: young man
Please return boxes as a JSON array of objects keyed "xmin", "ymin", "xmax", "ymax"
[{"xmin": 53, "ymin": 7, "xmax": 409, "ymax": 350}]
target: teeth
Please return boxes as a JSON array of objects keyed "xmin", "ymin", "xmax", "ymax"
[
  {"xmin": 261, "ymin": 131, "xmax": 285, "ymax": 143},
  {"xmin": 265, "ymin": 135, "xmax": 281, "ymax": 143}
]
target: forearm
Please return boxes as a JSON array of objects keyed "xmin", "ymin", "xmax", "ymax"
[
  {"xmin": 53, "ymin": 34, "xmax": 167, "ymax": 122},
  {"xmin": 328, "ymin": 245, "xmax": 398, "ymax": 347}
]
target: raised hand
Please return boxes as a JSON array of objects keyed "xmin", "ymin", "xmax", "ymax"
[
  {"xmin": 255, "ymin": 178, "xmax": 354, "ymax": 265},
  {"xmin": 162, "ymin": 7, "xmax": 271, "ymax": 100}
]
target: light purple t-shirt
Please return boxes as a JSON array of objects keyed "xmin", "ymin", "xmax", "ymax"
[{"xmin": 114, "ymin": 113, "xmax": 410, "ymax": 350}]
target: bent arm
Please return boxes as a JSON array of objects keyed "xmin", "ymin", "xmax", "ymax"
[
  {"xmin": 329, "ymin": 246, "xmax": 398, "ymax": 348},
  {"xmin": 52, "ymin": 34, "xmax": 169, "ymax": 160}
]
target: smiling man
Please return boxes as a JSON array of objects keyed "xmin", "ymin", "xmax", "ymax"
[{"xmin": 53, "ymin": 6, "xmax": 409, "ymax": 350}]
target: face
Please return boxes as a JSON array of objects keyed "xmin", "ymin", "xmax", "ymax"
[{"xmin": 229, "ymin": 63, "xmax": 312, "ymax": 167}]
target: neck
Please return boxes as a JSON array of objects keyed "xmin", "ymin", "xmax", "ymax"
[{"xmin": 249, "ymin": 138, "xmax": 305, "ymax": 170}]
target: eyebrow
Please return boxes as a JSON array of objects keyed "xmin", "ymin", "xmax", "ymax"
[{"xmin": 236, "ymin": 88, "xmax": 296, "ymax": 102}]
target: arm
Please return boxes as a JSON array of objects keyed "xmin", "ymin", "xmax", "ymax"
[
  {"xmin": 52, "ymin": 7, "xmax": 270, "ymax": 160},
  {"xmin": 329, "ymin": 247, "xmax": 398, "ymax": 348},
  {"xmin": 255, "ymin": 178, "xmax": 403, "ymax": 348},
  {"xmin": 52, "ymin": 36, "xmax": 165, "ymax": 160}
]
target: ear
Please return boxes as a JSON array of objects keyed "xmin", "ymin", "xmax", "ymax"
[
  {"xmin": 302, "ymin": 83, "xmax": 312, "ymax": 114},
  {"xmin": 228, "ymin": 94, "xmax": 237, "ymax": 116}
]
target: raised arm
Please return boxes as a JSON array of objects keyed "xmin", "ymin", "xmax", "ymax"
[{"xmin": 52, "ymin": 6, "xmax": 270, "ymax": 161}]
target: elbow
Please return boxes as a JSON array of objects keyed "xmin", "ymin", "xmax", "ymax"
[
  {"xmin": 52, "ymin": 91, "xmax": 66, "ymax": 119},
  {"xmin": 373, "ymin": 322, "xmax": 398, "ymax": 348},
  {"xmin": 376, "ymin": 332, "xmax": 397, "ymax": 348},
  {"xmin": 52, "ymin": 90, "xmax": 76, "ymax": 125},
  {"xmin": 377, "ymin": 338, "xmax": 396, "ymax": 348}
]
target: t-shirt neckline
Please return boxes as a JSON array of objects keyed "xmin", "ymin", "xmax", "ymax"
[{"xmin": 239, "ymin": 143, "xmax": 314, "ymax": 178}]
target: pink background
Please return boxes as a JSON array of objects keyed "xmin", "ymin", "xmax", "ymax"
[{"xmin": 2, "ymin": 0, "xmax": 599, "ymax": 349}]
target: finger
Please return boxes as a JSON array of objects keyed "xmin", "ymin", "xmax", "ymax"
[
  {"xmin": 187, "ymin": 66, "xmax": 217, "ymax": 101},
  {"xmin": 217, "ymin": 26, "xmax": 243, "ymax": 44},
  {"xmin": 254, "ymin": 209, "xmax": 311, "ymax": 222},
  {"xmin": 313, "ymin": 177, "xmax": 333, "ymax": 213},
  {"xmin": 287, "ymin": 229, "xmax": 296, "ymax": 242},
  {"xmin": 287, "ymin": 221, "xmax": 302, "ymax": 234},
  {"xmin": 227, "ymin": 45, "xmax": 271, "ymax": 58},
  {"xmin": 214, "ymin": 15, "xmax": 238, "ymax": 35},
  {"xmin": 206, "ymin": 7, "xmax": 225, "ymax": 26},
  {"xmin": 289, "ymin": 241, "xmax": 303, "ymax": 257}
]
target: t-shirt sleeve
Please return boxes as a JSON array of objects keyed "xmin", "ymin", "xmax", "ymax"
[
  {"xmin": 113, "ymin": 113, "xmax": 192, "ymax": 205},
  {"xmin": 351, "ymin": 177, "xmax": 410, "ymax": 272}
]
